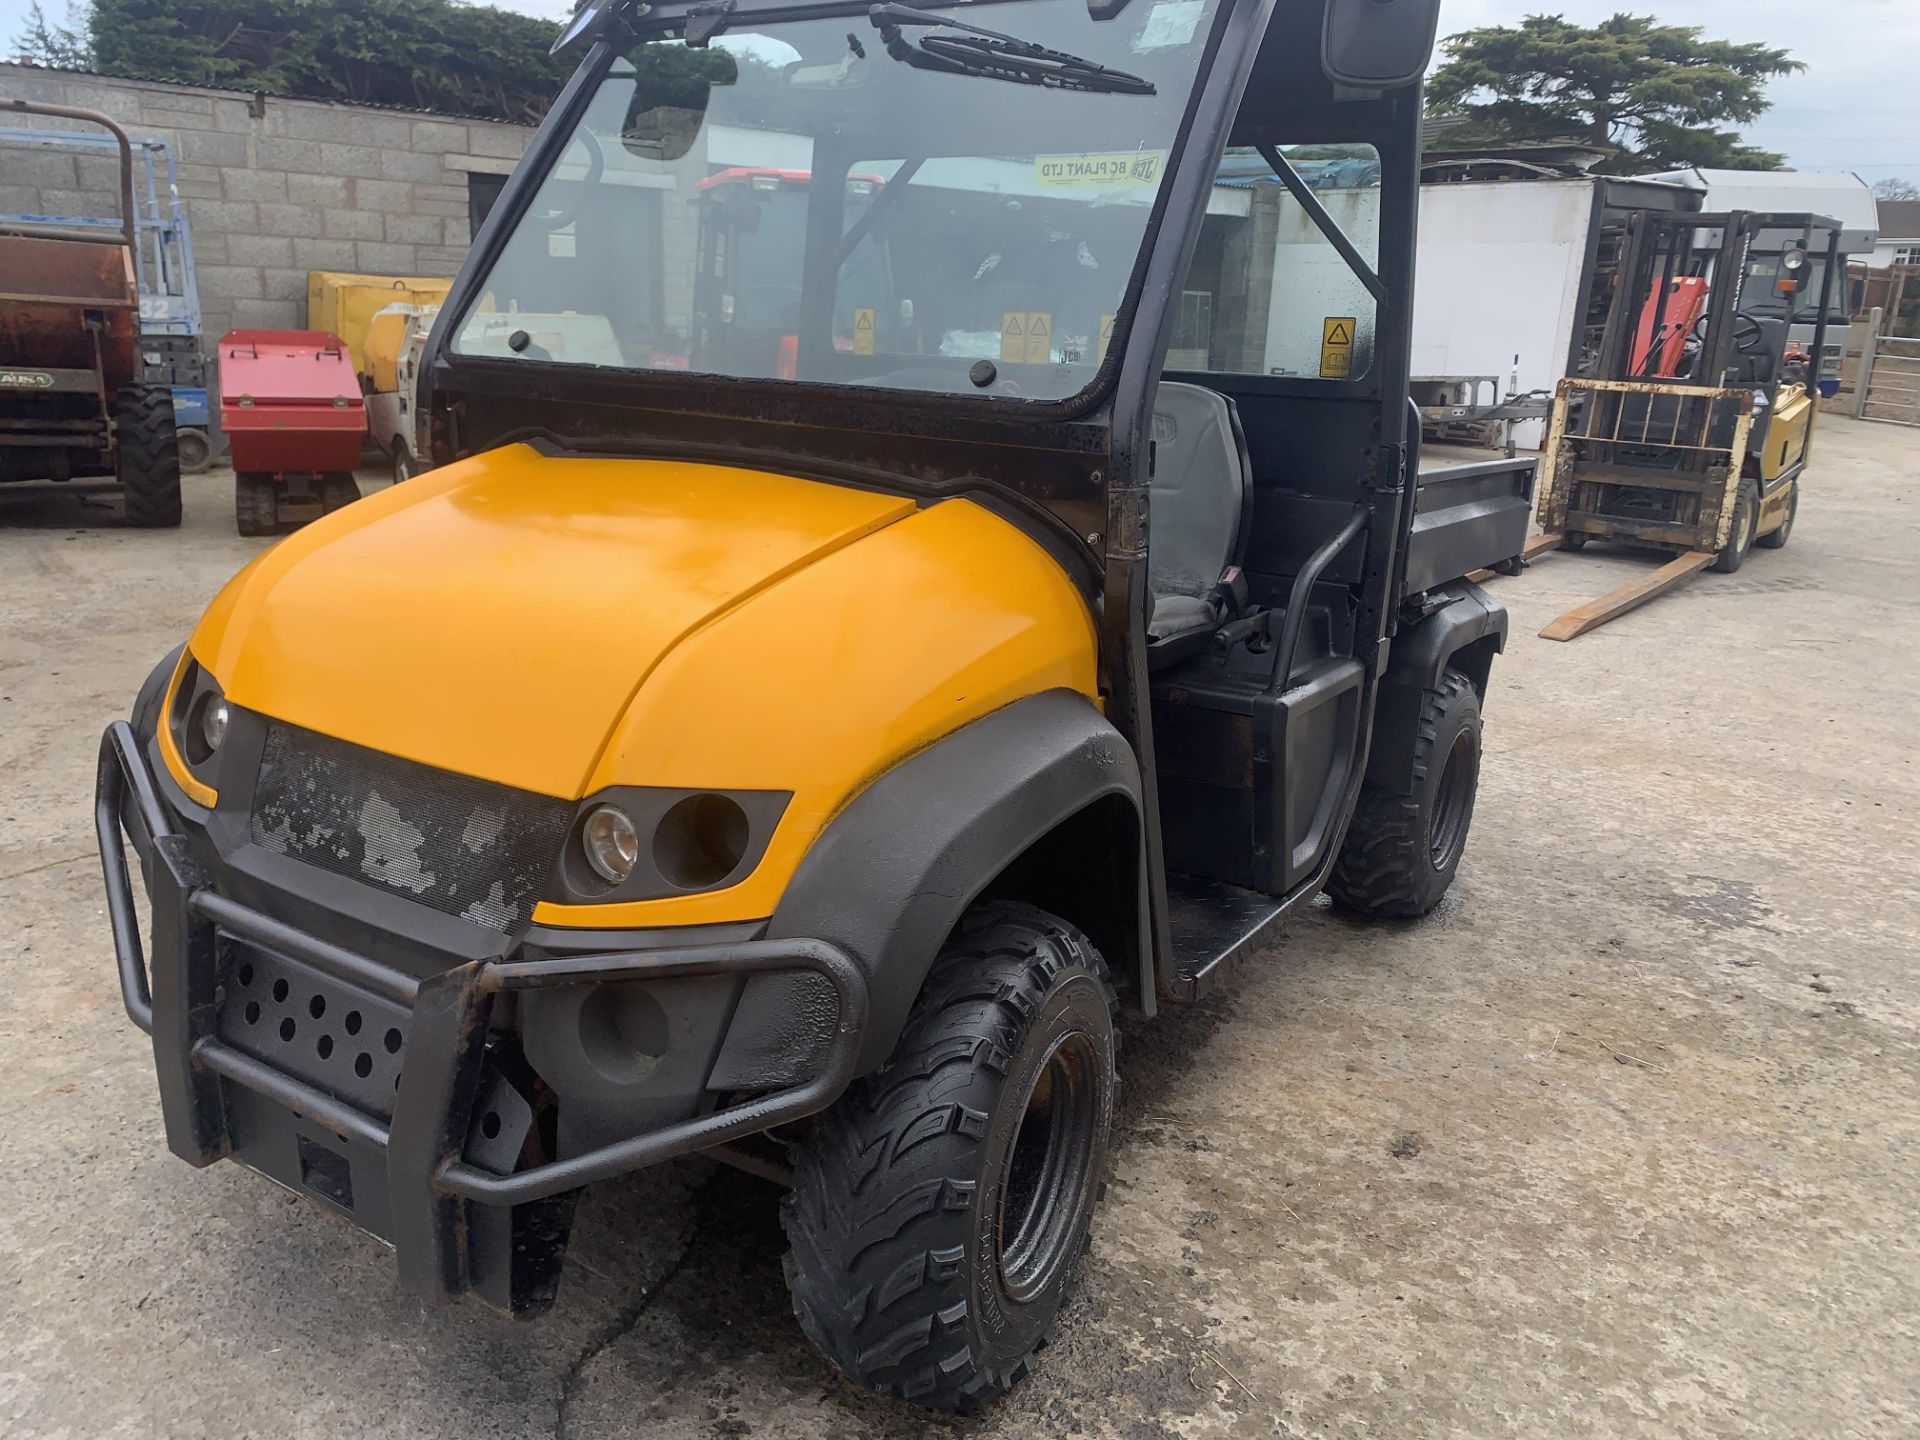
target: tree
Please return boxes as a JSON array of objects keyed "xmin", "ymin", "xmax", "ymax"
[
  {"xmin": 84, "ymin": 0, "xmax": 580, "ymax": 123},
  {"xmin": 1873, "ymin": 178, "xmax": 1920, "ymax": 203},
  {"xmin": 11, "ymin": 0, "xmax": 90, "ymax": 66},
  {"xmin": 9, "ymin": 0, "xmax": 764, "ymax": 126},
  {"xmin": 1426, "ymin": 13, "xmax": 1802, "ymax": 173}
]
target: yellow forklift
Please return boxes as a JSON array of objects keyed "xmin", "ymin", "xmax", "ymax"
[{"xmin": 1529, "ymin": 209, "xmax": 1842, "ymax": 639}]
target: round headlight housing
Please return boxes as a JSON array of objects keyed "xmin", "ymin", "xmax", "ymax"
[
  {"xmin": 582, "ymin": 803, "xmax": 640, "ymax": 885},
  {"xmin": 198, "ymin": 695, "xmax": 230, "ymax": 754}
]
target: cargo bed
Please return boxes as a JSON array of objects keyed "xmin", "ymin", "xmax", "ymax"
[{"xmin": 1403, "ymin": 443, "xmax": 1537, "ymax": 596}]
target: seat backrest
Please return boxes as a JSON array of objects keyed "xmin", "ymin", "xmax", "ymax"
[{"xmin": 1148, "ymin": 382, "xmax": 1251, "ymax": 603}]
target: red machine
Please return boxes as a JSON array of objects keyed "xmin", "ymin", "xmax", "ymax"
[
  {"xmin": 1630, "ymin": 276, "xmax": 1708, "ymax": 378},
  {"xmin": 216, "ymin": 329, "xmax": 367, "ymax": 536}
]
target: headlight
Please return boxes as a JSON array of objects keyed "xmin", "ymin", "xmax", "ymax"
[
  {"xmin": 170, "ymin": 658, "xmax": 230, "ymax": 771},
  {"xmin": 582, "ymin": 803, "xmax": 640, "ymax": 884},
  {"xmin": 198, "ymin": 695, "xmax": 230, "ymax": 754},
  {"xmin": 554, "ymin": 788, "xmax": 790, "ymax": 903}
]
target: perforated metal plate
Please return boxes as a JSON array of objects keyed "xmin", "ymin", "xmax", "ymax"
[
  {"xmin": 250, "ymin": 720, "xmax": 571, "ymax": 930},
  {"xmin": 217, "ymin": 938, "xmax": 412, "ymax": 1119}
]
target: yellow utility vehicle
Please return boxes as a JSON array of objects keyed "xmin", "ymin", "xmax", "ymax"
[{"xmin": 98, "ymin": 0, "xmax": 1529, "ymax": 1408}]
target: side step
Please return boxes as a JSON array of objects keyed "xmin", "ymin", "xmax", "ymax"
[
  {"xmin": 1538, "ymin": 549, "xmax": 1716, "ymax": 641},
  {"xmin": 1164, "ymin": 874, "xmax": 1287, "ymax": 1001}
]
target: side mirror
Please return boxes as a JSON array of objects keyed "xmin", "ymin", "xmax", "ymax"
[{"xmin": 1322, "ymin": 0, "xmax": 1442, "ymax": 89}]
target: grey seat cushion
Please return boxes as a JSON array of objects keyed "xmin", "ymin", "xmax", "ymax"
[{"xmin": 1147, "ymin": 382, "xmax": 1249, "ymax": 644}]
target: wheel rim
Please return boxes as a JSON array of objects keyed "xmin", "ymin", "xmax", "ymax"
[
  {"xmin": 1429, "ymin": 730, "xmax": 1476, "ymax": 870},
  {"xmin": 996, "ymin": 1029, "xmax": 1101, "ymax": 1304}
]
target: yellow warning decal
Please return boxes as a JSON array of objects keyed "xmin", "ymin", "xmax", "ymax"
[
  {"xmin": 1320, "ymin": 316, "xmax": 1355, "ymax": 379},
  {"xmin": 1001, "ymin": 311, "xmax": 1025, "ymax": 363},
  {"xmin": 1035, "ymin": 152, "xmax": 1164, "ymax": 188},
  {"xmin": 1097, "ymin": 313, "xmax": 1116, "ymax": 363},
  {"xmin": 853, "ymin": 306, "xmax": 875, "ymax": 356},
  {"xmin": 1024, "ymin": 311, "xmax": 1051, "ymax": 365},
  {"xmin": 1001, "ymin": 311, "xmax": 1053, "ymax": 364}
]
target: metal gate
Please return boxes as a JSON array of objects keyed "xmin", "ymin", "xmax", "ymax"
[{"xmin": 1855, "ymin": 331, "xmax": 1920, "ymax": 426}]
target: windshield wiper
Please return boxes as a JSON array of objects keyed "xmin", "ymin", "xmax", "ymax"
[{"xmin": 867, "ymin": 3, "xmax": 1154, "ymax": 95}]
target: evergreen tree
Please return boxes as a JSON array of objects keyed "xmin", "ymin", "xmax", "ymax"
[{"xmin": 1427, "ymin": 14, "xmax": 1802, "ymax": 173}]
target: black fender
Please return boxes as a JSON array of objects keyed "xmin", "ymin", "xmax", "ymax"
[
  {"xmin": 719, "ymin": 689, "xmax": 1147, "ymax": 1082},
  {"xmin": 1365, "ymin": 581, "xmax": 1505, "ymax": 792}
]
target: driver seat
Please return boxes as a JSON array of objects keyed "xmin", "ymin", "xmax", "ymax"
[{"xmin": 1146, "ymin": 382, "xmax": 1254, "ymax": 668}]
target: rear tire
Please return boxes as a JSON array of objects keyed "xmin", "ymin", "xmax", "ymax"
[
  {"xmin": 1713, "ymin": 476, "xmax": 1760, "ymax": 573},
  {"xmin": 391, "ymin": 445, "xmax": 416, "ymax": 485},
  {"xmin": 235, "ymin": 473, "xmax": 278, "ymax": 537},
  {"xmin": 782, "ymin": 901, "xmax": 1117, "ymax": 1411},
  {"xmin": 1328, "ymin": 669, "xmax": 1482, "ymax": 919},
  {"xmin": 115, "ymin": 384, "xmax": 181, "ymax": 528},
  {"xmin": 1755, "ymin": 482, "xmax": 1797, "ymax": 549},
  {"xmin": 318, "ymin": 471, "xmax": 361, "ymax": 513}
]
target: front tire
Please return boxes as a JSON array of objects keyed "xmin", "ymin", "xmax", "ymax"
[
  {"xmin": 782, "ymin": 901, "xmax": 1117, "ymax": 1410},
  {"xmin": 115, "ymin": 384, "xmax": 182, "ymax": 527},
  {"xmin": 1328, "ymin": 669, "xmax": 1482, "ymax": 918},
  {"xmin": 1713, "ymin": 476, "xmax": 1760, "ymax": 573}
]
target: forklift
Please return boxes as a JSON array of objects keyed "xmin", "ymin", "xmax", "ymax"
[
  {"xmin": 95, "ymin": 0, "xmax": 1531, "ymax": 1409},
  {"xmin": 1528, "ymin": 209, "xmax": 1842, "ymax": 640}
]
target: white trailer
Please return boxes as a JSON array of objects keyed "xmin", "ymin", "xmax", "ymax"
[{"xmin": 1411, "ymin": 175, "xmax": 1694, "ymax": 450}]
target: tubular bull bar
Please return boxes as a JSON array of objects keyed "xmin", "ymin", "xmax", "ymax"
[{"xmin": 95, "ymin": 719, "xmax": 869, "ymax": 1304}]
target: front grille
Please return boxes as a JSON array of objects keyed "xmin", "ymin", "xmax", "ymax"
[{"xmin": 250, "ymin": 720, "xmax": 571, "ymax": 929}]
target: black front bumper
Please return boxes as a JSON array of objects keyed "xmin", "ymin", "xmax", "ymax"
[{"xmin": 95, "ymin": 720, "xmax": 868, "ymax": 1309}]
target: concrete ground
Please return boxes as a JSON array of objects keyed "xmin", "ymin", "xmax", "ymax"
[{"xmin": 2, "ymin": 421, "xmax": 1916, "ymax": 1439}]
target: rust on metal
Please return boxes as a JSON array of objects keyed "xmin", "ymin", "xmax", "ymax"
[{"xmin": 1535, "ymin": 376, "xmax": 1754, "ymax": 555}]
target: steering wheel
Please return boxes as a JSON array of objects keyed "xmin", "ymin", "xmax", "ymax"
[
  {"xmin": 1730, "ymin": 312, "xmax": 1766, "ymax": 355},
  {"xmin": 523, "ymin": 128, "xmax": 604, "ymax": 231}
]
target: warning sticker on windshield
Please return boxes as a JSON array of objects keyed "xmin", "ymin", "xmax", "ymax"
[
  {"xmin": 1002, "ymin": 311, "xmax": 1054, "ymax": 364},
  {"xmin": 1036, "ymin": 153, "xmax": 1165, "ymax": 188},
  {"xmin": 853, "ymin": 307, "xmax": 875, "ymax": 356},
  {"xmin": 1320, "ymin": 316, "xmax": 1355, "ymax": 378},
  {"xmin": 1132, "ymin": 0, "xmax": 1204, "ymax": 51},
  {"xmin": 1025, "ymin": 311, "xmax": 1051, "ymax": 364}
]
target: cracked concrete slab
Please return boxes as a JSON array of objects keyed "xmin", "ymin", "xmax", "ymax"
[{"xmin": 2, "ymin": 418, "xmax": 1916, "ymax": 1438}]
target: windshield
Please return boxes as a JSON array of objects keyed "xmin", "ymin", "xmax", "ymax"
[{"xmin": 451, "ymin": 0, "xmax": 1221, "ymax": 402}]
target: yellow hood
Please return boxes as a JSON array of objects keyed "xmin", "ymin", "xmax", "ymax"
[{"xmin": 192, "ymin": 444, "xmax": 915, "ymax": 798}]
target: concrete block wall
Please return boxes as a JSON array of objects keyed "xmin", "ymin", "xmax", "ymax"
[{"xmin": 0, "ymin": 64, "xmax": 534, "ymax": 340}]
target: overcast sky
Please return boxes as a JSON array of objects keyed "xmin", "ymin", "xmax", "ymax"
[{"xmin": 4, "ymin": 0, "xmax": 1915, "ymax": 184}]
